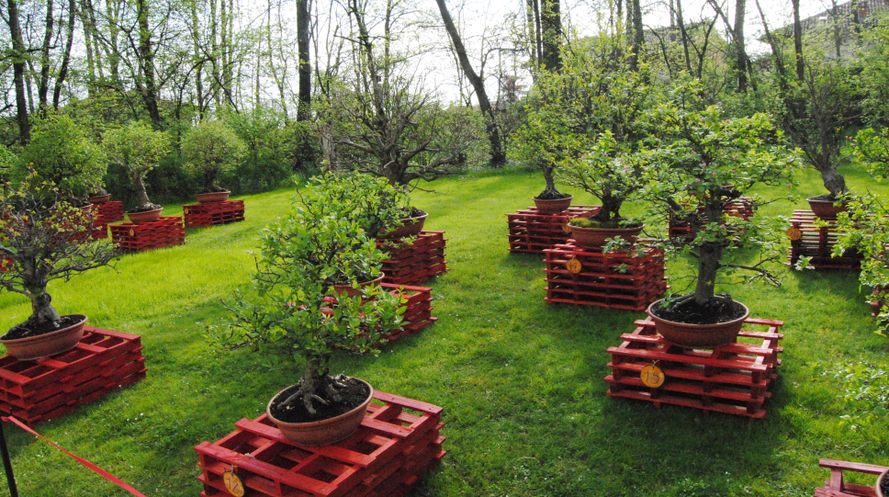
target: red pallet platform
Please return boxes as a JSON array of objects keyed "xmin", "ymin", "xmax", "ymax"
[
  {"xmin": 788, "ymin": 210, "xmax": 861, "ymax": 270},
  {"xmin": 184, "ymin": 200, "xmax": 246, "ymax": 228},
  {"xmin": 380, "ymin": 283, "xmax": 436, "ymax": 340},
  {"xmin": 110, "ymin": 216, "xmax": 185, "ymax": 252},
  {"xmin": 669, "ymin": 198, "xmax": 755, "ymax": 242},
  {"xmin": 195, "ymin": 391, "xmax": 446, "ymax": 497},
  {"xmin": 0, "ymin": 328, "xmax": 146, "ymax": 424},
  {"xmin": 379, "ymin": 231, "xmax": 447, "ymax": 285},
  {"xmin": 93, "ymin": 200, "xmax": 125, "ymax": 224},
  {"xmin": 605, "ymin": 317, "xmax": 785, "ymax": 419},
  {"xmin": 544, "ymin": 241, "xmax": 667, "ymax": 311},
  {"xmin": 814, "ymin": 459, "xmax": 888, "ymax": 497},
  {"xmin": 507, "ymin": 205, "xmax": 601, "ymax": 253}
]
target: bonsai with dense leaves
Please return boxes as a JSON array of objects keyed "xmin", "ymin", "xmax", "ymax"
[
  {"xmin": 104, "ymin": 122, "xmax": 170, "ymax": 214},
  {"xmin": 19, "ymin": 114, "xmax": 107, "ymax": 202},
  {"xmin": 182, "ymin": 120, "xmax": 246, "ymax": 195},
  {"xmin": 214, "ymin": 183, "xmax": 404, "ymax": 437},
  {"xmin": 640, "ymin": 82, "xmax": 798, "ymax": 341},
  {"xmin": 0, "ymin": 173, "xmax": 117, "ymax": 342}
]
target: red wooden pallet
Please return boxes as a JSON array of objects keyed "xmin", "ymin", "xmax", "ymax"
[
  {"xmin": 814, "ymin": 459, "xmax": 887, "ymax": 497},
  {"xmin": 110, "ymin": 216, "xmax": 185, "ymax": 252},
  {"xmin": 93, "ymin": 200, "xmax": 125, "ymax": 224},
  {"xmin": 606, "ymin": 317, "xmax": 785, "ymax": 419},
  {"xmin": 0, "ymin": 328, "xmax": 146, "ymax": 424},
  {"xmin": 184, "ymin": 200, "xmax": 246, "ymax": 228},
  {"xmin": 380, "ymin": 283, "xmax": 437, "ymax": 340},
  {"xmin": 788, "ymin": 210, "xmax": 861, "ymax": 270},
  {"xmin": 544, "ymin": 242, "xmax": 667, "ymax": 311},
  {"xmin": 379, "ymin": 231, "xmax": 447, "ymax": 285},
  {"xmin": 507, "ymin": 205, "xmax": 601, "ymax": 253},
  {"xmin": 195, "ymin": 391, "xmax": 446, "ymax": 497},
  {"xmin": 669, "ymin": 198, "xmax": 755, "ymax": 242}
]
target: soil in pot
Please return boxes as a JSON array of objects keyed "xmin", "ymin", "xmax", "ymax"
[
  {"xmin": 270, "ymin": 377, "xmax": 370, "ymax": 423},
  {"xmin": 2, "ymin": 314, "xmax": 84, "ymax": 340},
  {"xmin": 651, "ymin": 296, "xmax": 746, "ymax": 325},
  {"xmin": 879, "ymin": 470, "xmax": 889, "ymax": 497}
]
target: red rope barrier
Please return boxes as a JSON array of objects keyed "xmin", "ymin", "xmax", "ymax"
[{"xmin": 2, "ymin": 416, "xmax": 147, "ymax": 497}]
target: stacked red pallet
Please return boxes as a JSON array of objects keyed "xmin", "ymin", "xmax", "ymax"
[
  {"xmin": 380, "ymin": 283, "xmax": 436, "ymax": 340},
  {"xmin": 605, "ymin": 317, "xmax": 785, "ymax": 419},
  {"xmin": 788, "ymin": 209, "xmax": 861, "ymax": 270},
  {"xmin": 93, "ymin": 200, "xmax": 125, "ymax": 224},
  {"xmin": 183, "ymin": 200, "xmax": 246, "ymax": 228},
  {"xmin": 110, "ymin": 216, "xmax": 185, "ymax": 252},
  {"xmin": 544, "ymin": 242, "xmax": 666, "ymax": 311},
  {"xmin": 507, "ymin": 206, "xmax": 601, "ymax": 253},
  {"xmin": 195, "ymin": 391, "xmax": 446, "ymax": 497},
  {"xmin": 669, "ymin": 197, "xmax": 755, "ymax": 242},
  {"xmin": 379, "ymin": 231, "xmax": 447, "ymax": 285},
  {"xmin": 0, "ymin": 328, "xmax": 146, "ymax": 424},
  {"xmin": 813, "ymin": 459, "xmax": 888, "ymax": 497}
]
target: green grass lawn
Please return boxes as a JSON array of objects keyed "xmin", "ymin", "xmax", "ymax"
[{"xmin": 0, "ymin": 165, "xmax": 886, "ymax": 497}]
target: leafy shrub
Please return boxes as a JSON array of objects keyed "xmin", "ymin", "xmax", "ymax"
[
  {"xmin": 181, "ymin": 120, "xmax": 246, "ymax": 193},
  {"xmin": 104, "ymin": 122, "xmax": 171, "ymax": 211}
]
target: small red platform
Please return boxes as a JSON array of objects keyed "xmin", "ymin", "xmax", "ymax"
[
  {"xmin": 110, "ymin": 216, "xmax": 185, "ymax": 252},
  {"xmin": 380, "ymin": 283, "xmax": 436, "ymax": 340},
  {"xmin": 183, "ymin": 200, "xmax": 245, "ymax": 228},
  {"xmin": 606, "ymin": 317, "xmax": 785, "ymax": 419},
  {"xmin": 788, "ymin": 210, "xmax": 861, "ymax": 270},
  {"xmin": 814, "ymin": 459, "xmax": 887, "ymax": 497},
  {"xmin": 379, "ymin": 231, "xmax": 447, "ymax": 285},
  {"xmin": 0, "ymin": 328, "xmax": 146, "ymax": 424},
  {"xmin": 195, "ymin": 391, "xmax": 446, "ymax": 497},
  {"xmin": 92, "ymin": 200, "xmax": 125, "ymax": 224},
  {"xmin": 544, "ymin": 242, "xmax": 667, "ymax": 311},
  {"xmin": 507, "ymin": 205, "xmax": 601, "ymax": 253},
  {"xmin": 669, "ymin": 198, "xmax": 755, "ymax": 242}
]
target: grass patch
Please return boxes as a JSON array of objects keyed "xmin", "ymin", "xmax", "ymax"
[{"xmin": 0, "ymin": 166, "xmax": 886, "ymax": 496}]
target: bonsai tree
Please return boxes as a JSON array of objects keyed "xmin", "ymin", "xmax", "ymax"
[
  {"xmin": 104, "ymin": 122, "xmax": 170, "ymax": 213},
  {"xmin": 0, "ymin": 172, "xmax": 117, "ymax": 339},
  {"xmin": 214, "ymin": 185, "xmax": 404, "ymax": 419},
  {"xmin": 642, "ymin": 82, "xmax": 799, "ymax": 319},
  {"xmin": 18, "ymin": 114, "xmax": 107, "ymax": 203},
  {"xmin": 181, "ymin": 120, "xmax": 246, "ymax": 194}
]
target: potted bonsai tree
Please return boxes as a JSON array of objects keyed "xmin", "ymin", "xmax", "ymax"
[
  {"xmin": 104, "ymin": 122, "xmax": 171, "ymax": 223},
  {"xmin": 214, "ymin": 183, "xmax": 404, "ymax": 446},
  {"xmin": 559, "ymin": 132, "xmax": 646, "ymax": 249},
  {"xmin": 640, "ymin": 82, "xmax": 799, "ymax": 347},
  {"xmin": 0, "ymin": 172, "xmax": 117, "ymax": 360},
  {"xmin": 181, "ymin": 120, "xmax": 246, "ymax": 203},
  {"xmin": 878, "ymin": 469, "xmax": 888, "ymax": 497}
]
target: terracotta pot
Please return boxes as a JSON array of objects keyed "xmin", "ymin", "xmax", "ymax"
[
  {"xmin": 127, "ymin": 207, "xmax": 163, "ymax": 224},
  {"xmin": 877, "ymin": 469, "xmax": 888, "ymax": 497},
  {"xmin": 1, "ymin": 315, "xmax": 87, "ymax": 361},
  {"xmin": 89, "ymin": 194, "xmax": 112, "ymax": 204},
  {"xmin": 568, "ymin": 223, "xmax": 644, "ymax": 249},
  {"xmin": 534, "ymin": 195, "xmax": 572, "ymax": 214},
  {"xmin": 332, "ymin": 274, "xmax": 385, "ymax": 298},
  {"xmin": 380, "ymin": 211, "xmax": 428, "ymax": 240},
  {"xmin": 647, "ymin": 299, "xmax": 750, "ymax": 348},
  {"xmin": 267, "ymin": 378, "xmax": 373, "ymax": 446},
  {"xmin": 196, "ymin": 190, "xmax": 231, "ymax": 203},
  {"xmin": 807, "ymin": 196, "xmax": 846, "ymax": 219}
]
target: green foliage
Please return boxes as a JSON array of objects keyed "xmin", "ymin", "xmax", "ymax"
[
  {"xmin": 857, "ymin": 13, "xmax": 889, "ymax": 126},
  {"xmin": 0, "ymin": 145, "xmax": 17, "ymax": 182},
  {"xmin": 181, "ymin": 120, "xmax": 246, "ymax": 193},
  {"xmin": 104, "ymin": 121, "xmax": 171, "ymax": 210},
  {"xmin": 826, "ymin": 361, "xmax": 889, "ymax": 437},
  {"xmin": 853, "ymin": 127, "xmax": 889, "ymax": 178},
  {"xmin": 19, "ymin": 114, "xmax": 108, "ymax": 200}
]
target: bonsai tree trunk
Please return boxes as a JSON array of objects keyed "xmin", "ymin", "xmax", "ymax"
[
  {"xmin": 594, "ymin": 191, "xmax": 623, "ymax": 222},
  {"xmin": 28, "ymin": 290, "xmax": 61, "ymax": 329},
  {"xmin": 815, "ymin": 157, "xmax": 847, "ymax": 196},
  {"xmin": 280, "ymin": 356, "xmax": 347, "ymax": 417},
  {"xmin": 694, "ymin": 241, "xmax": 723, "ymax": 305},
  {"xmin": 132, "ymin": 173, "xmax": 154, "ymax": 210},
  {"xmin": 204, "ymin": 166, "xmax": 220, "ymax": 192},
  {"xmin": 539, "ymin": 164, "xmax": 562, "ymax": 198}
]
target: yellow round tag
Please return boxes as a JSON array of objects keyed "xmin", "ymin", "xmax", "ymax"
[
  {"xmin": 223, "ymin": 469, "xmax": 245, "ymax": 497},
  {"xmin": 566, "ymin": 257, "xmax": 583, "ymax": 274},
  {"xmin": 128, "ymin": 228, "xmax": 135, "ymax": 237},
  {"xmin": 640, "ymin": 364, "xmax": 665, "ymax": 388},
  {"xmin": 562, "ymin": 222, "xmax": 572, "ymax": 233},
  {"xmin": 786, "ymin": 227, "xmax": 802, "ymax": 241}
]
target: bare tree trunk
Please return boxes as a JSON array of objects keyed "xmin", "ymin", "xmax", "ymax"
[
  {"xmin": 540, "ymin": 0, "xmax": 561, "ymax": 71},
  {"xmin": 28, "ymin": 288, "xmax": 61, "ymax": 329},
  {"xmin": 53, "ymin": 0, "xmax": 77, "ymax": 109},
  {"xmin": 37, "ymin": 0, "xmax": 55, "ymax": 112},
  {"xmin": 136, "ymin": 0, "xmax": 162, "ymax": 126},
  {"xmin": 629, "ymin": 0, "xmax": 644, "ymax": 70},
  {"xmin": 297, "ymin": 0, "xmax": 312, "ymax": 121},
  {"xmin": 191, "ymin": 0, "xmax": 205, "ymax": 119},
  {"xmin": 525, "ymin": 0, "xmax": 538, "ymax": 75},
  {"xmin": 132, "ymin": 173, "xmax": 154, "ymax": 210},
  {"xmin": 694, "ymin": 242, "xmax": 722, "ymax": 305},
  {"xmin": 675, "ymin": 0, "xmax": 692, "ymax": 72},
  {"xmin": 791, "ymin": 0, "xmax": 804, "ymax": 81},
  {"xmin": 733, "ymin": 0, "xmax": 748, "ymax": 91},
  {"xmin": 435, "ymin": 0, "xmax": 505, "ymax": 166},
  {"xmin": 7, "ymin": 0, "xmax": 30, "ymax": 144}
]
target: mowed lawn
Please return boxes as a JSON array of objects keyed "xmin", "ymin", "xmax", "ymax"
[{"xmin": 0, "ymin": 165, "xmax": 886, "ymax": 497}]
